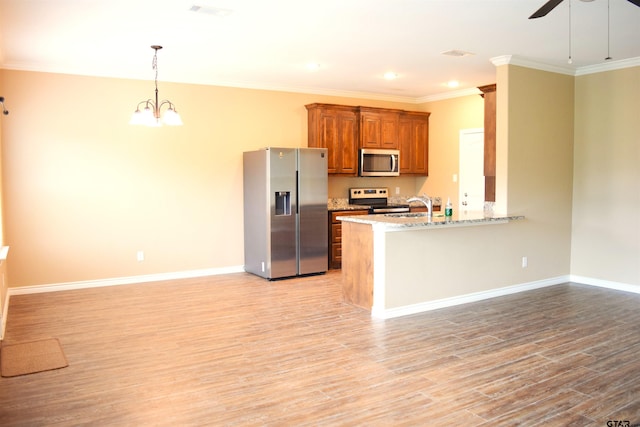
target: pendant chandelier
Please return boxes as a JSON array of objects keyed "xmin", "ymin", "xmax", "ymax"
[{"xmin": 130, "ymin": 45, "xmax": 183, "ymax": 127}]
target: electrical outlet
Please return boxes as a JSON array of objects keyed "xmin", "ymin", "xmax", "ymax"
[
  {"xmin": 137, "ymin": 251, "xmax": 145, "ymax": 262},
  {"xmin": 395, "ymin": 187, "xmax": 400, "ymax": 195},
  {"xmin": 522, "ymin": 256, "xmax": 528, "ymax": 268},
  {"xmin": 453, "ymin": 174, "xmax": 458, "ymax": 183}
]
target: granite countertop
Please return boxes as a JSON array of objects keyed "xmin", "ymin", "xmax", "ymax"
[
  {"xmin": 337, "ymin": 210, "xmax": 525, "ymax": 230},
  {"xmin": 328, "ymin": 197, "xmax": 443, "ymax": 211},
  {"xmin": 328, "ymin": 199, "xmax": 370, "ymax": 211}
]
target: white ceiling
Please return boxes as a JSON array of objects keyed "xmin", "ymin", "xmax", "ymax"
[{"xmin": 1, "ymin": 0, "xmax": 639, "ymax": 102}]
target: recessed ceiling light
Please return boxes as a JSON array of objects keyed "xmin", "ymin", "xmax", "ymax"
[
  {"xmin": 384, "ymin": 72, "xmax": 398, "ymax": 80},
  {"xmin": 447, "ymin": 80, "xmax": 460, "ymax": 88},
  {"xmin": 306, "ymin": 62, "xmax": 321, "ymax": 71},
  {"xmin": 441, "ymin": 50, "xmax": 475, "ymax": 58}
]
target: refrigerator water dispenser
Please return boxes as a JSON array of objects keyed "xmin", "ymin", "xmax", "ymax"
[{"xmin": 275, "ymin": 191, "xmax": 291, "ymax": 216}]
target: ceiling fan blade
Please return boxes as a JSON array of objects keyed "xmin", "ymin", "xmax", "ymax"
[
  {"xmin": 626, "ymin": 0, "xmax": 640, "ymax": 7},
  {"xmin": 529, "ymin": 0, "xmax": 565, "ymax": 19}
]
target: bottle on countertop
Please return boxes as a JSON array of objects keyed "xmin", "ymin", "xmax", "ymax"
[{"xmin": 445, "ymin": 197, "xmax": 453, "ymax": 217}]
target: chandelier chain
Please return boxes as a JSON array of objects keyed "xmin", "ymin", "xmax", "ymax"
[{"xmin": 153, "ymin": 49, "xmax": 159, "ymax": 92}]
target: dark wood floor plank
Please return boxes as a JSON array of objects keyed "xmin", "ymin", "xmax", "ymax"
[{"xmin": 1, "ymin": 272, "xmax": 639, "ymax": 425}]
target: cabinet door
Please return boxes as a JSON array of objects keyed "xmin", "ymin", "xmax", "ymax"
[
  {"xmin": 306, "ymin": 104, "xmax": 358, "ymax": 175},
  {"xmin": 337, "ymin": 110, "xmax": 358, "ymax": 174},
  {"xmin": 359, "ymin": 110, "xmax": 399, "ymax": 149},
  {"xmin": 380, "ymin": 112, "xmax": 399, "ymax": 149},
  {"xmin": 398, "ymin": 112, "xmax": 429, "ymax": 176},
  {"xmin": 360, "ymin": 112, "xmax": 381, "ymax": 148},
  {"xmin": 412, "ymin": 117, "xmax": 429, "ymax": 175},
  {"xmin": 318, "ymin": 111, "xmax": 338, "ymax": 174},
  {"xmin": 478, "ymin": 84, "xmax": 496, "ymax": 202},
  {"xmin": 398, "ymin": 116, "xmax": 412, "ymax": 173}
]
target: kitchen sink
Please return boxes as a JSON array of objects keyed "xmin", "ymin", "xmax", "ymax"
[
  {"xmin": 383, "ymin": 212, "xmax": 445, "ymax": 218},
  {"xmin": 383, "ymin": 212, "xmax": 429, "ymax": 218}
]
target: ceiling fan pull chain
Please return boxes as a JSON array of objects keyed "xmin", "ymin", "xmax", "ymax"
[
  {"xmin": 568, "ymin": 0, "xmax": 573, "ymax": 64},
  {"xmin": 605, "ymin": 0, "xmax": 612, "ymax": 60}
]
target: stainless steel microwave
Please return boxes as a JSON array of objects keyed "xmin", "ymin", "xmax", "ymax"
[{"xmin": 359, "ymin": 149, "xmax": 400, "ymax": 177}]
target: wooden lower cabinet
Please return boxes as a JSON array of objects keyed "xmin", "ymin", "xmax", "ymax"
[{"xmin": 329, "ymin": 209, "xmax": 368, "ymax": 269}]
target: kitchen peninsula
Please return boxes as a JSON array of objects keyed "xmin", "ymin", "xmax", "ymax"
[{"xmin": 339, "ymin": 211, "xmax": 525, "ymax": 319}]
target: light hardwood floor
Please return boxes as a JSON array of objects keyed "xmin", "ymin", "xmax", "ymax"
[{"xmin": 1, "ymin": 271, "xmax": 639, "ymax": 426}]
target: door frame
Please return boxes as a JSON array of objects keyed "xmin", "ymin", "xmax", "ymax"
[{"xmin": 459, "ymin": 128, "xmax": 485, "ymax": 213}]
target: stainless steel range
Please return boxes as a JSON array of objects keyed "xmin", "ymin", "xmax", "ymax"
[{"xmin": 349, "ymin": 187, "xmax": 411, "ymax": 214}]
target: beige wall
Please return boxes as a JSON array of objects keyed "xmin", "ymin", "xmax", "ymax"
[
  {"xmin": 1, "ymin": 70, "xmax": 421, "ymax": 287},
  {"xmin": 571, "ymin": 67, "xmax": 640, "ymax": 286},
  {"xmin": 419, "ymin": 95, "xmax": 484, "ymax": 207},
  {"xmin": 382, "ymin": 65, "xmax": 576, "ymax": 310},
  {"xmin": 0, "ymin": 68, "xmax": 6, "ymax": 326},
  {"xmin": 503, "ymin": 65, "xmax": 575, "ymax": 277},
  {"xmin": 328, "ymin": 175, "xmax": 422, "ymax": 200}
]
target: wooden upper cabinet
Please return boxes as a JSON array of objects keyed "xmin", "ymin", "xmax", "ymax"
[
  {"xmin": 398, "ymin": 111, "xmax": 430, "ymax": 176},
  {"xmin": 478, "ymin": 84, "xmax": 496, "ymax": 202},
  {"xmin": 306, "ymin": 103, "xmax": 358, "ymax": 175},
  {"xmin": 359, "ymin": 108, "xmax": 399, "ymax": 149},
  {"xmin": 306, "ymin": 103, "xmax": 429, "ymax": 176}
]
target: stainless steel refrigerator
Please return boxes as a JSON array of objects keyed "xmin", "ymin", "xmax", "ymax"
[{"xmin": 243, "ymin": 147, "xmax": 328, "ymax": 279}]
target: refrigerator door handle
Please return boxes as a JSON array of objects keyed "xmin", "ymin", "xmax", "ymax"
[{"xmin": 295, "ymin": 170, "xmax": 299, "ymax": 214}]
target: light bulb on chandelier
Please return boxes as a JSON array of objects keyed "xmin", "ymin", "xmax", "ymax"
[{"xmin": 130, "ymin": 45, "xmax": 183, "ymax": 127}]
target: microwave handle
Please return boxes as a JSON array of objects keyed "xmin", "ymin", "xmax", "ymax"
[{"xmin": 391, "ymin": 154, "xmax": 397, "ymax": 172}]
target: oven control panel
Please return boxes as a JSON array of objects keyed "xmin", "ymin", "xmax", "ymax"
[{"xmin": 349, "ymin": 187, "xmax": 388, "ymax": 200}]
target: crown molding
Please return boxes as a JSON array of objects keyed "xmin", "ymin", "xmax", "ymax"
[
  {"xmin": 417, "ymin": 87, "xmax": 482, "ymax": 103},
  {"xmin": 491, "ymin": 55, "xmax": 640, "ymax": 77},
  {"xmin": 574, "ymin": 57, "xmax": 640, "ymax": 76},
  {"xmin": 491, "ymin": 55, "xmax": 575, "ymax": 76},
  {"xmin": 0, "ymin": 62, "xmax": 420, "ymax": 104},
  {"xmin": 3, "ymin": 55, "xmax": 638, "ymax": 105}
]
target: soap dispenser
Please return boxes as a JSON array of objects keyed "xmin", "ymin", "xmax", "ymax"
[{"xmin": 445, "ymin": 197, "xmax": 453, "ymax": 217}]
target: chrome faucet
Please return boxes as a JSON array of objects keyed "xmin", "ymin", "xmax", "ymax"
[{"xmin": 407, "ymin": 195, "xmax": 432, "ymax": 217}]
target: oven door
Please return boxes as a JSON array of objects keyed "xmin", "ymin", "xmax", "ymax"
[{"xmin": 359, "ymin": 149, "xmax": 400, "ymax": 177}]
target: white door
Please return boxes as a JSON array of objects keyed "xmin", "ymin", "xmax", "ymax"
[{"xmin": 459, "ymin": 129, "xmax": 484, "ymax": 213}]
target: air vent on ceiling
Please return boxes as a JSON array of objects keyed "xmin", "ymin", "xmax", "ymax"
[
  {"xmin": 441, "ymin": 50, "xmax": 475, "ymax": 58},
  {"xmin": 189, "ymin": 5, "xmax": 233, "ymax": 16}
]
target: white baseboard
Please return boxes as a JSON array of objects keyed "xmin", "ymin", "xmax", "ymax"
[
  {"xmin": 7, "ymin": 265, "xmax": 245, "ymax": 296},
  {"xmin": 372, "ymin": 276, "xmax": 571, "ymax": 319},
  {"xmin": 1, "ymin": 292, "xmax": 8, "ymax": 340},
  {"xmin": 373, "ymin": 275, "xmax": 640, "ymax": 319},
  {"xmin": 570, "ymin": 275, "xmax": 640, "ymax": 295}
]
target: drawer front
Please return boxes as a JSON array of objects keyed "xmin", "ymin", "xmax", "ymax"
[
  {"xmin": 329, "ymin": 209, "xmax": 368, "ymax": 270},
  {"xmin": 332, "ymin": 223, "xmax": 342, "ymax": 243},
  {"xmin": 332, "ymin": 209, "xmax": 368, "ymax": 223},
  {"xmin": 332, "ymin": 243, "xmax": 342, "ymax": 262}
]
